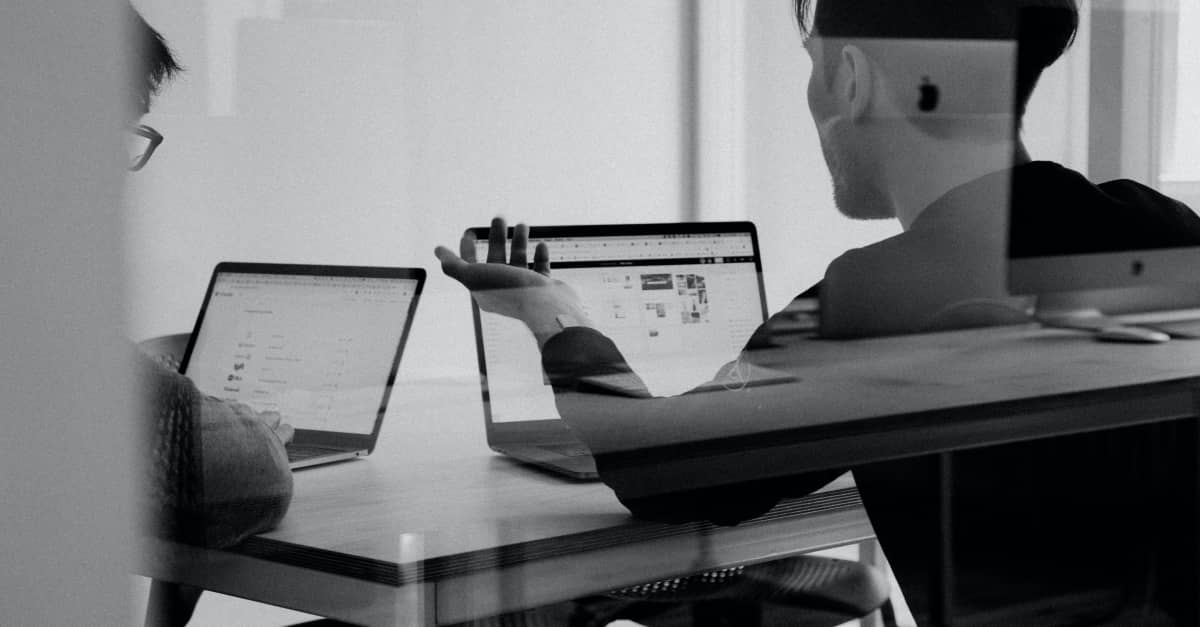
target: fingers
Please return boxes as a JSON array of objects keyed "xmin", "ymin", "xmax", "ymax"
[
  {"xmin": 275, "ymin": 422, "xmax": 295, "ymax": 446},
  {"xmin": 487, "ymin": 216, "xmax": 508, "ymax": 263},
  {"xmin": 261, "ymin": 410, "xmax": 283, "ymax": 430},
  {"xmin": 510, "ymin": 223, "xmax": 529, "ymax": 268},
  {"xmin": 460, "ymin": 230, "xmax": 477, "ymax": 263},
  {"xmin": 533, "ymin": 242, "xmax": 551, "ymax": 276},
  {"xmin": 440, "ymin": 216, "xmax": 540, "ymax": 282},
  {"xmin": 434, "ymin": 245, "xmax": 469, "ymax": 281}
]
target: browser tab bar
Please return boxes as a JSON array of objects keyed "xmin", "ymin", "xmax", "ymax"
[{"xmin": 477, "ymin": 233, "xmax": 754, "ymax": 263}]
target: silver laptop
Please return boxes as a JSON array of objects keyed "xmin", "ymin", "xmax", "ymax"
[
  {"xmin": 469, "ymin": 222, "xmax": 775, "ymax": 480},
  {"xmin": 179, "ymin": 263, "xmax": 425, "ymax": 469}
]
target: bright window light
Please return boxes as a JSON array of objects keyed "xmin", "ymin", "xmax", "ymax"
[{"xmin": 1162, "ymin": 2, "xmax": 1200, "ymax": 182}]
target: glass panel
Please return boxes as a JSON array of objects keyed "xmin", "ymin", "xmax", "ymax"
[
  {"xmin": 126, "ymin": 3, "xmax": 1194, "ymax": 626},
  {"xmin": 126, "ymin": 0, "xmax": 690, "ymax": 364}
]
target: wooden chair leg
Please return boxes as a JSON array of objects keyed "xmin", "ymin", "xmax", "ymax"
[{"xmin": 145, "ymin": 580, "xmax": 203, "ymax": 627}]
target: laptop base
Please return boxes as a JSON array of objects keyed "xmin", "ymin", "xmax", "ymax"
[
  {"xmin": 492, "ymin": 445, "xmax": 600, "ymax": 480},
  {"xmin": 288, "ymin": 448, "xmax": 366, "ymax": 470}
]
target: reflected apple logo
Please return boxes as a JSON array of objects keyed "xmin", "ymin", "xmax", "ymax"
[{"xmin": 918, "ymin": 76, "xmax": 940, "ymax": 112}]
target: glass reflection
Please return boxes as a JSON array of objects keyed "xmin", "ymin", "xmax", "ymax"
[
  {"xmin": 436, "ymin": 3, "xmax": 1197, "ymax": 626},
  {"xmin": 129, "ymin": 0, "xmax": 1199, "ymax": 626}
]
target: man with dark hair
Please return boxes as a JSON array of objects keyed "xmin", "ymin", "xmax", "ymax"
[
  {"xmin": 795, "ymin": 0, "xmax": 1199, "ymax": 337},
  {"xmin": 435, "ymin": 0, "xmax": 1199, "ymax": 622},
  {"xmin": 795, "ymin": 0, "xmax": 1079, "ymax": 119},
  {"xmin": 123, "ymin": 0, "xmax": 182, "ymax": 117},
  {"xmin": 123, "ymin": 4, "xmax": 294, "ymax": 625}
]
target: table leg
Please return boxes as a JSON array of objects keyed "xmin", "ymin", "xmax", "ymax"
[
  {"xmin": 145, "ymin": 579, "xmax": 202, "ymax": 627},
  {"xmin": 1153, "ymin": 408, "xmax": 1200, "ymax": 624},
  {"xmin": 1192, "ymin": 407, "xmax": 1200, "ymax": 625},
  {"xmin": 930, "ymin": 452, "xmax": 954, "ymax": 627}
]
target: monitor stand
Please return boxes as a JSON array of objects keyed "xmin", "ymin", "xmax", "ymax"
[
  {"xmin": 1033, "ymin": 289, "xmax": 1136, "ymax": 331},
  {"xmin": 1034, "ymin": 286, "xmax": 1200, "ymax": 336},
  {"xmin": 1033, "ymin": 301, "xmax": 1114, "ymax": 331}
]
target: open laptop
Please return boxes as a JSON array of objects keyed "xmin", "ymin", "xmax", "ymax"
[
  {"xmin": 469, "ymin": 222, "xmax": 779, "ymax": 479},
  {"xmin": 179, "ymin": 262, "xmax": 425, "ymax": 469}
]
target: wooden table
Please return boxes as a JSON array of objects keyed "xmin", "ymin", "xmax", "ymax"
[
  {"xmin": 140, "ymin": 323, "xmax": 1200, "ymax": 625},
  {"xmin": 569, "ymin": 324, "xmax": 1200, "ymax": 497},
  {"xmin": 140, "ymin": 375, "xmax": 872, "ymax": 625}
]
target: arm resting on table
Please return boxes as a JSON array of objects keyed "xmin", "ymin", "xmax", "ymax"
[{"xmin": 542, "ymin": 327, "xmax": 841, "ymax": 526}]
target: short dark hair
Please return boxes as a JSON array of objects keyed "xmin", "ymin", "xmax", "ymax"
[
  {"xmin": 795, "ymin": 0, "xmax": 1079, "ymax": 119},
  {"xmin": 125, "ymin": 1, "xmax": 182, "ymax": 113}
]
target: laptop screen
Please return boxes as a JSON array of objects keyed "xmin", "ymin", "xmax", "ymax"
[
  {"xmin": 474, "ymin": 225, "xmax": 766, "ymax": 422},
  {"xmin": 182, "ymin": 269, "xmax": 421, "ymax": 435}
]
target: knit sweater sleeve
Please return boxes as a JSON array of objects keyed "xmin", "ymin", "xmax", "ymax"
[
  {"xmin": 138, "ymin": 351, "xmax": 293, "ymax": 548},
  {"xmin": 540, "ymin": 328, "xmax": 839, "ymax": 526}
]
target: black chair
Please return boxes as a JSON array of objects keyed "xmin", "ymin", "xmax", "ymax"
[{"xmin": 442, "ymin": 554, "xmax": 894, "ymax": 627}]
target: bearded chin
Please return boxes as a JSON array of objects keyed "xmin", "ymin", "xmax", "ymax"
[
  {"xmin": 831, "ymin": 174, "xmax": 892, "ymax": 221},
  {"xmin": 818, "ymin": 118, "xmax": 894, "ymax": 221}
]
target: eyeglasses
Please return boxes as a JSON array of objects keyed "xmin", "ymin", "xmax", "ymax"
[{"xmin": 126, "ymin": 124, "xmax": 164, "ymax": 171}]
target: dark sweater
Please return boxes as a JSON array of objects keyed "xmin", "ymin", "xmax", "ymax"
[
  {"xmin": 543, "ymin": 161, "xmax": 1200, "ymax": 518},
  {"xmin": 138, "ymin": 351, "xmax": 293, "ymax": 548},
  {"xmin": 1010, "ymin": 161, "xmax": 1200, "ymax": 258},
  {"xmin": 540, "ymin": 162, "xmax": 1200, "ymax": 622}
]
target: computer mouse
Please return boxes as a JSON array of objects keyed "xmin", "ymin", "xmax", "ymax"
[{"xmin": 1094, "ymin": 326, "xmax": 1171, "ymax": 344}]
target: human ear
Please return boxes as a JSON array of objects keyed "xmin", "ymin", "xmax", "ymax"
[{"xmin": 839, "ymin": 45, "xmax": 873, "ymax": 121}]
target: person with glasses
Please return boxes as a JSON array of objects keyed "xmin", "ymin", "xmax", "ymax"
[{"xmin": 123, "ymin": 4, "xmax": 295, "ymax": 625}]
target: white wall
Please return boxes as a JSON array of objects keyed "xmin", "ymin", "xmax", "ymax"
[
  {"xmin": 128, "ymin": 0, "xmax": 689, "ymax": 382},
  {"xmin": 128, "ymin": 0, "xmax": 1104, "ymax": 365},
  {"xmin": 1164, "ymin": 1, "xmax": 1200, "ymax": 181},
  {"xmin": 1023, "ymin": 3, "xmax": 1091, "ymax": 173},
  {"xmin": 140, "ymin": 0, "xmax": 1101, "ymax": 367},
  {"xmin": 1160, "ymin": 0, "xmax": 1200, "ymax": 209},
  {"xmin": 1, "ymin": 2, "xmax": 133, "ymax": 624}
]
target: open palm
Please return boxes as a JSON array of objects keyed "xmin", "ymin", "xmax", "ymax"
[{"xmin": 435, "ymin": 217, "xmax": 591, "ymax": 348}]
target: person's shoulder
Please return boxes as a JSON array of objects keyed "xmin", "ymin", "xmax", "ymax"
[
  {"xmin": 1069, "ymin": 166, "xmax": 1200, "ymax": 246},
  {"xmin": 819, "ymin": 217, "xmax": 1015, "ymax": 338},
  {"xmin": 824, "ymin": 230, "xmax": 928, "ymax": 282},
  {"xmin": 133, "ymin": 346, "xmax": 207, "ymax": 425},
  {"xmin": 1099, "ymin": 177, "xmax": 1198, "ymax": 216},
  {"xmin": 135, "ymin": 346, "xmax": 193, "ymax": 390},
  {"xmin": 818, "ymin": 234, "xmax": 928, "ymax": 338},
  {"xmin": 1019, "ymin": 160, "xmax": 1195, "ymax": 219}
]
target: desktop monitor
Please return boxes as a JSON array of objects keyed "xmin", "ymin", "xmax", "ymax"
[{"xmin": 1006, "ymin": 4, "xmax": 1200, "ymax": 319}]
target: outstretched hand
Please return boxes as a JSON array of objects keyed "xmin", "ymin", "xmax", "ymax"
[
  {"xmin": 435, "ymin": 217, "xmax": 554, "ymax": 291},
  {"xmin": 435, "ymin": 217, "xmax": 592, "ymax": 349}
]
